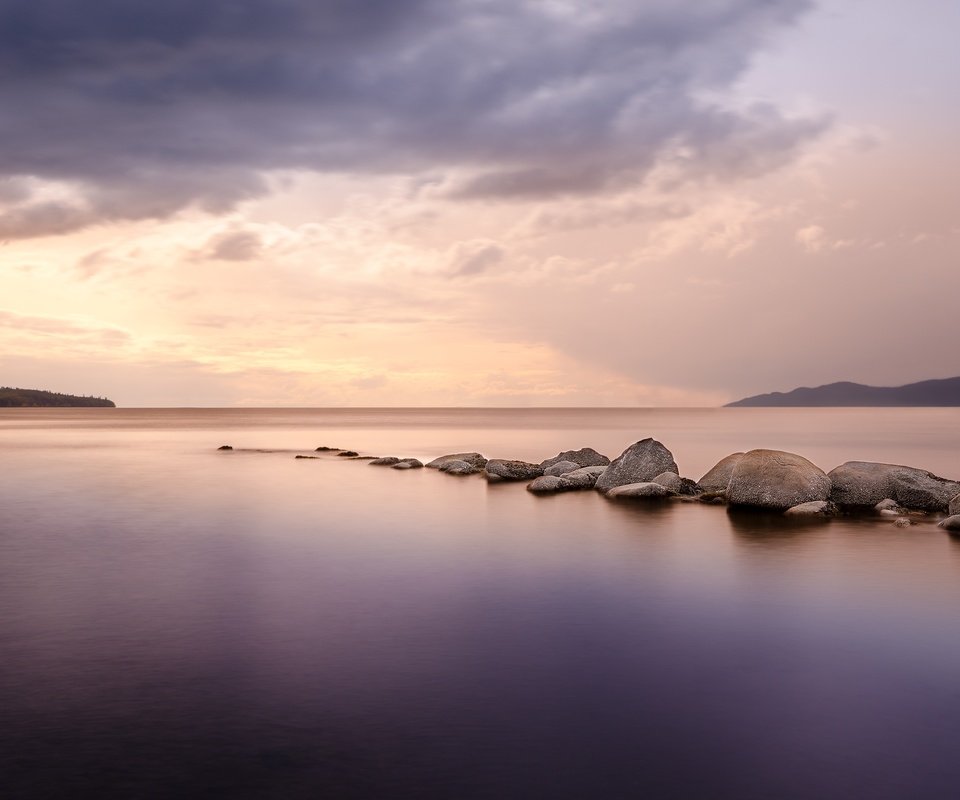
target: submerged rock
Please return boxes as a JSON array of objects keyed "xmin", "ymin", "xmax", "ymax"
[
  {"xmin": 438, "ymin": 460, "xmax": 477, "ymax": 475},
  {"xmin": 484, "ymin": 459, "xmax": 544, "ymax": 482},
  {"xmin": 338, "ymin": 450, "xmax": 359, "ymax": 457},
  {"xmin": 557, "ymin": 466, "xmax": 607, "ymax": 491},
  {"xmin": 294, "ymin": 455, "xmax": 319, "ymax": 459},
  {"xmin": 784, "ymin": 500, "xmax": 838, "ymax": 517},
  {"xmin": 540, "ymin": 448, "xmax": 610, "ymax": 470},
  {"xmin": 697, "ymin": 453, "xmax": 744, "ymax": 494},
  {"xmin": 369, "ymin": 456, "xmax": 401, "ymax": 466},
  {"xmin": 938, "ymin": 515, "xmax": 960, "ymax": 532},
  {"xmin": 527, "ymin": 475, "xmax": 564, "ymax": 494},
  {"xmin": 426, "ymin": 452, "xmax": 488, "ymax": 470},
  {"xmin": 607, "ymin": 482, "xmax": 674, "ymax": 499},
  {"xmin": 544, "ymin": 460, "xmax": 580, "ymax": 477},
  {"xmin": 315, "ymin": 446, "xmax": 340, "ymax": 452},
  {"xmin": 217, "ymin": 445, "xmax": 233, "ymax": 451},
  {"xmin": 726, "ymin": 449, "xmax": 831, "ymax": 511},
  {"xmin": 894, "ymin": 517, "xmax": 912, "ymax": 528},
  {"xmin": 594, "ymin": 439, "xmax": 678, "ymax": 494},
  {"xmin": 828, "ymin": 462, "xmax": 960, "ymax": 511}
]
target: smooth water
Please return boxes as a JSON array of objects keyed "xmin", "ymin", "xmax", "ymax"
[{"xmin": 2, "ymin": 408, "xmax": 959, "ymax": 799}]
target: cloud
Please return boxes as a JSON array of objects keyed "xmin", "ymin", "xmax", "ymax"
[
  {"xmin": 205, "ymin": 229, "xmax": 264, "ymax": 261},
  {"xmin": 0, "ymin": 0, "xmax": 821, "ymax": 238},
  {"xmin": 448, "ymin": 240, "xmax": 505, "ymax": 277}
]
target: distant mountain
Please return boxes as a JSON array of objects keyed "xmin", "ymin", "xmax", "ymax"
[
  {"xmin": 0, "ymin": 387, "xmax": 116, "ymax": 408},
  {"xmin": 726, "ymin": 377, "xmax": 960, "ymax": 407}
]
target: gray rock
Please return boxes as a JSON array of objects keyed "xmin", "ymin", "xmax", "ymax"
[
  {"xmin": 557, "ymin": 466, "xmax": 607, "ymax": 491},
  {"xmin": 594, "ymin": 439, "xmax": 679, "ymax": 494},
  {"xmin": 938, "ymin": 515, "xmax": 960, "ymax": 531},
  {"xmin": 784, "ymin": 500, "xmax": 838, "ymax": 517},
  {"xmin": 392, "ymin": 461, "xmax": 413, "ymax": 470},
  {"xmin": 874, "ymin": 498, "xmax": 901, "ymax": 512},
  {"xmin": 950, "ymin": 493, "xmax": 960, "ymax": 516},
  {"xmin": 540, "ymin": 448, "xmax": 610, "ymax": 470},
  {"xmin": 698, "ymin": 453, "xmax": 744, "ymax": 494},
  {"xmin": 527, "ymin": 476, "xmax": 564, "ymax": 494},
  {"xmin": 337, "ymin": 450, "xmax": 359, "ymax": 457},
  {"xmin": 544, "ymin": 460, "xmax": 580, "ymax": 477},
  {"xmin": 607, "ymin": 482, "xmax": 674, "ymax": 499},
  {"xmin": 484, "ymin": 459, "xmax": 544, "ymax": 483},
  {"xmin": 369, "ymin": 456, "xmax": 401, "ymax": 466},
  {"xmin": 652, "ymin": 471, "xmax": 701, "ymax": 496},
  {"xmin": 828, "ymin": 461, "xmax": 960, "ymax": 511},
  {"xmin": 727, "ymin": 449, "xmax": 831, "ymax": 511},
  {"xmin": 395, "ymin": 458, "xmax": 423, "ymax": 469},
  {"xmin": 426, "ymin": 452, "xmax": 488, "ymax": 470},
  {"xmin": 894, "ymin": 517, "xmax": 912, "ymax": 528},
  {"xmin": 438, "ymin": 460, "xmax": 476, "ymax": 475}
]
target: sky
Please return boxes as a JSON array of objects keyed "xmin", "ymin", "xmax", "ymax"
[{"xmin": 1, "ymin": 0, "xmax": 958, "ymax": 407}]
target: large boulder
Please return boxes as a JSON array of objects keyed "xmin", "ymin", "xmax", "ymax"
[
  {"xmin": 594, "ymin": 439, "xmax": 678, "ymax": 494},
  {"xmin": 828, "ymin": 462, "xmax": 960, "ymax": 511},
  {"xmin": 950, "ymin": 493, "xmax": 960, "ymax": 516},
  {"xmin": 698, "ymin": 453, "xmax": 744, "ymax": 494},
  {"xmin": 484, "ymin": 459, "xmax": 544, "ymax": 483},
  {"xmin": 557, "ymin": 466, "xmax": 608, "ymax": 491},
  {"xmin": 426, "ymin": 452, "xmax": 488, "ymax": 470},
  {"xmin": 544, "ymin": 460, "xmax": 580, "ymax": 477},
  {"xmin": 540, "ymin": 448, "xmax": 610, "ymax": 470},
  {"xmin": 726, "ymin": 449, "xmax": 831, "ymax": 511},
  {"xmin": 607, "ymin": 482, "xmax": 674, "ymax": 499}
]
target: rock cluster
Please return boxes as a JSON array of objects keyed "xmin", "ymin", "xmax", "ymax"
[{"xmin": 594, "ymin": 439, "xmax": 678, "ymax": 493}]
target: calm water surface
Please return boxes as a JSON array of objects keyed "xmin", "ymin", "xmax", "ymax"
[{"xmin": 2, "ymin": 408, "xmax": 960, "ymax": 799}]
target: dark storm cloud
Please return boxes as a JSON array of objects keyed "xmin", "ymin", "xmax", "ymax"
[{"xmin": 0, "ymin": 0, "xmax": 818, "ymax": 237}]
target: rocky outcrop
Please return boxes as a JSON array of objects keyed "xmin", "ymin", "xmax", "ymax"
[
  {"xmin": 607, "ymin": 482, "xmax": 674, "ymax": 499},
  {"xmin": 697, "ymin": 453, "xmax": 744, "ymax": 494},
  {"xmin": 726, "ymin": 449, "xmax": 831, "ymax": 511},
  {"xmin": 426, "ymin": 453, "xmax": 488, "ymax": 470},
  {"xmin": 828, "ymin": 462, "xmax": 960, "ymax": 511},
  {"xmin": 784, "ymin": 500, "xmax": 838, "ymax": 517},
  {"xmin": 370, "ymin": 456, "xmax": 401, "ymax": 466},
  {"xmin": 484, "ymin": 459, "xmax": 544, "ymax": 483},
  {"xmin": 594, "ymin": 439, "xmax": 678, "ymax": 494},
  {"xmin": 527, "ymin": 476, "xmax": 563, "ymax": 494},
  {"xmin": 544, "ymin": 460, "xmax": 580, "ymax": 477},
  {"xmin": 438, "ymin": 460, "xmax": 477, "ymax": 475},
  {"xmin": 540, "ymin": 448, "xmax": 610, "ymax": 470}
]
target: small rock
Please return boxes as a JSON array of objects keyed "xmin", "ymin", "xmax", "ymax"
[
  {"xmin": 426, "ymin": 453, "xmax": 488, "ymax": 470},
  {"xmin": 369, "ymin": 456, "xmax": 401, "ymax": 466},
  {"xmin": 557, "ymin": 466, "xmax": 607, "ymax": 491},
  {"xmin": 439, "ymin": 460, "xmax": 477, "ymax": 475},
  {"xmin": 484, "ymin": 459, "xmax": 544, "ymax": 483},
  {"xmin": 399, "ymin": 458, "xmax": 423, "ymax": 468},
  {"xmin": 607, "ymin": 482, "xmax": 674, "ymax": 499},
  {"xmin": 392, "ymin": 462, "xmax": 413, "ymax": 470},
  {"xmin": 540, "ymin": 448, "xmax": 610, "ymax": 470},
  {"xmin": 315, "ymin": 446, "xmax": 339, "ymax": 452},
  {"xmin": 527, "ymin": 476, "xmax": 564, "ymax": 494},
  {"xmin": 294, "ymin": 455, "xmax": 319, "ymax": 459},
  {"xmin": 544, "ymin": 460, "xmax": 580, "ymax": 477},
  {"xmin": 937, "ymin": 515, "xmax": 960, "ymax": 532},
  {"xmin": 595, "ymin": 439, "xmax": 679, "ymax": 494},
  {"xmin": 652, "ymin": 471, "xmax": 701, "ymax": 496},
  {"xmin": 894, "ymin": 517, "xmax": 911, "ymax": 528},
  {"xmin": 338, "ymin": 451, "xmax": 359, "ymax": 457},
  {"xmin": 698, "ymin": 453, "xmax": 744, "ymax": 494},
  {"xmin": 217, "ymin": 445, "xmax": 233, "ymax": 451},
  {"xmin": 784, "ymin": 500, "xmax": 838, "ymax": 517},
  {"xmin": 727, "ymin": 449, "xmax": 831, "ymax": 511},
  {"xmin": 874, "ymin": 498, "xmax": 901, "ymax": 512}
]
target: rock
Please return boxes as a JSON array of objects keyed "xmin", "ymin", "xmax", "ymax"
[
  {"xmin": 607, "ymin": 482, "xmax": 674, "ymax": 499},
  {"xmin": 950, "ymin": 493, "xmax": 960, "ymax": 516},
  {"xmin": 652, "ymin": 471, "xmax": 700, "ymax": 496},
  {"xmin": 894, "ymin": 517, "xmax": 911, "ymax": 528},
  {"xmin": 594, "ymin": 439, "xmax": 679, "ymax": 494},
  {"xmin": 484, "ymin": 459, "xmax": 544, "ymax": 483},
  {"xmin": 540, "ymin": 448, "xmax": 610, "ymax": 470},
  {"xmin": 438, "ymin": 460, "xmax": 477, "ymax": 475},
  {"xmin": 784, "ymin": 500, "xmax": 838, "ymax": 517},
  {"xmin": 557, "ymin": 466, "xmax": 608, "ymax": 491},
  {"xmin": 426, "ymin": 452, "xmax": 488, "ymax": 470},
  {"xmin": 874, "ymin": 498, "xmax": 901, "ymax": 512},
  {"xmin": 369, "ymin": 456, "xmax": 401, "ymax": 466},
  {"xmin": 338, "ymin": 450, "xmax": 359, "ymax": 457},
  {"xmin": 828, "ymin": 462, "xmax": 960, "ymax": 511},
  {"xmin": 392, "ymin": 458, "xmax": 423, "ymax": 470},
  {"xmin": 294, "ymin": 455, "xmax": 319, "ymax": 459},
  {"xmin": 315, "ymin": 446, "xmax": 340, "ymax": 452},
  {"xmin": 938, "ymin": 515, "xmax": 960, "ymax": 532},
  {"xmin": 726, "ymin": 449, "xmax": 831, "ymax": 511},
  {"xmin": 217, "ymin": 445, "xmax": 233, "ymax": 451},
  {"xmin": 544, "ymin": 460, "xmax": 580, "ymax": 477},
  {"xmin": 697, "ymin": 453, "xmax": 744, "ymax": 494},
  {"xmin": 527, "ymin": 476, "xmax": 564, "ymax": 494}
]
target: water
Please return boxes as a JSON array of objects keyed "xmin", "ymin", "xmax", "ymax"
[{"xmin": 2, "ymin": 408, "xmax": 959, "ymax": 799}]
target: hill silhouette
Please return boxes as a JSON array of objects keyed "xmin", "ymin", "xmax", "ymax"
[
  {"xmin": 0, "ymin": 387, "xmax": 116, "ymax": 408},
  {"xmin": 726, "ymin": 377, "xmax": 960, "ymax": 407}
]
